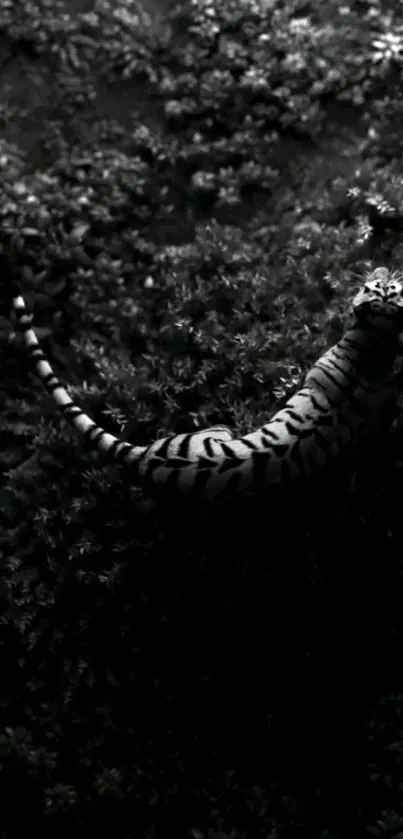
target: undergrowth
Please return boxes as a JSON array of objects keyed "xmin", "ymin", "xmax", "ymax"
[{"xmin": 2, "ymin": 1, "xmax": 403, "ymax": 838}]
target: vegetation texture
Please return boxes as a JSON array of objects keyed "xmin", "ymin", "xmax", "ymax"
[{"xmin": 2, "ymin": 0, "xmax": 403, "ymax": 836}]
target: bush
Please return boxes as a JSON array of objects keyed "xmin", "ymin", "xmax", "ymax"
[{"xmin": 2, "ymin": 1, "xmax": 403, "ymax": 838}]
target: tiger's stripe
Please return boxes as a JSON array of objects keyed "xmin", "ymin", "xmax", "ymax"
[{"xmin": 9, "ymin": 268, "xmax": 403, "ymax": 502}]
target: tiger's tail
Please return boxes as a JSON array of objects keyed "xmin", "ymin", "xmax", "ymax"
[{"xmin": 10, "ymin": 280, "xmax": 146, "ymax": 466}]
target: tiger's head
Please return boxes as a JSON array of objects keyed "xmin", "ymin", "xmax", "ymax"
[{"xmin": 351, "ymin": 267, "xmax": 403, "ymax": 332}]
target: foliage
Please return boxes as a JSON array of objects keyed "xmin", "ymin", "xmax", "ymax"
[{"xmin": 2, "ymin": 1, "xmax": 403, "ymax": 838}]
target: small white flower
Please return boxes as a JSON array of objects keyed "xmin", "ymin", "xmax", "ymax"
[{"xmin": 372, "ymin": 31, "xmax": 403, "ymax": 63}]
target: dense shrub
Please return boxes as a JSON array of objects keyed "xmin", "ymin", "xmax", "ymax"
[{"xmin": 2, "ymin": 1, "xmax": 403, "ymax": 838}]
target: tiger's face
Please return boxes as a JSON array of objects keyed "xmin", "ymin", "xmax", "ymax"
[{"xmin": 351, "ymin": 267, "xmax": 403, "ymax": 332}]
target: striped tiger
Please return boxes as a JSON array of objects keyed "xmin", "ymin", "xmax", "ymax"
[{"xmin": 9, "ymin": 267, "xmax": 403, "ymax": 502}]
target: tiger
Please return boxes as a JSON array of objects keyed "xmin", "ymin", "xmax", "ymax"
[{"xmin": 8, "ymin": 267, "xmax": 403, "ymax": 503}]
